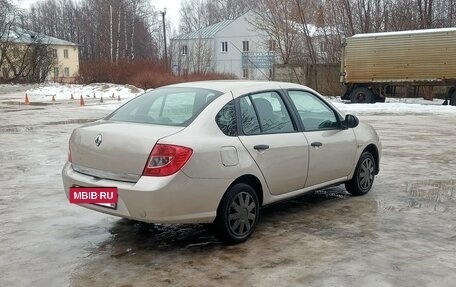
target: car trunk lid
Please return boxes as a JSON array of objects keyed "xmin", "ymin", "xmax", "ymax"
[{"xmin": 69, "ymin": 120, "xmax": 184, "ymax": 182}]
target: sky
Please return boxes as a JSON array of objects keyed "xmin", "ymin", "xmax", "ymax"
[
  {"xmin": 14, "ymin": 0, "xmax": 181, "ymax": 30},
  {"xmin": 151, "ymin": 0, "xmax": 181, "ymax": 29}
]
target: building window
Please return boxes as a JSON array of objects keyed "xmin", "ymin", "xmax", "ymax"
[
  {"xmin": 54, "ymin": 67, "xmax": 59, "ymax": 79},
  {"xmin": 242, "ymin": 41, "xmax": 249, "ymax": 52},
  {"xmin": 52, "ymin": 49, "xmax": 57, "ymax": 58},
  {"xmin": 181, "ymin": 45, "xmax": 188, "ymax": 55},
  {"xmin": 64, "ymin": 67, "xmax": 70, "ymax": 77},
  {"xmin": 243, "ymin": 68, "xmax": 248, "ymax": 79},
  {"xmin": 63, "ymin": 49, "xmax": 69, "ymax": 58},
  {"xmin": 221, "ymin": 41, "xmax": 228, "ymax": 53},
  {"xmin": 268, "ymin": 39, "xmax": 276, "ymax": 51}
]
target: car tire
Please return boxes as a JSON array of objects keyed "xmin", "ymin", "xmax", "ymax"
[
  {"xmin": 350, "ymin": 87, "xmax": 374, "ymax": 103},
  {"xmin": 450, "ymin": 89, "xmax": 456, "ymax": 106},
  {"xmin": 214, "ymin": 183, "xmax": 260, "ymax": 244},
  {"xmin": 345, "ymin": 151, "xmax": 376, "ymax": 196}
]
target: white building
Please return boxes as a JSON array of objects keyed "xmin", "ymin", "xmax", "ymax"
[{"xmin": 171, "ymin": 12, "xmax": 276, "ymax": 80}]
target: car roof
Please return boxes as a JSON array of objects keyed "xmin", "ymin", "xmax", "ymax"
[{"xmin": 164, "ymin": 80, "xmax": 310, "ymax": 94}]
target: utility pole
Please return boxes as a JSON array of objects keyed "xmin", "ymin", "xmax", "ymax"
[
  {"xmin": 110, "ymin": 5, "xmax": 113, "ymax": 62},
  {"xmin": 161, "ymin": 8, "xmax": 168, "ymax": 68}
]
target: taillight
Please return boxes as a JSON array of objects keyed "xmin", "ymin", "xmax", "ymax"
[{"xmin": 142, "ymin": 144, "xmax": 193, "ymax": 177}]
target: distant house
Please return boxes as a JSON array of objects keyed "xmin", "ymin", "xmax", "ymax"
[
  {"xmin": 0, "ymin": 28, "xmax": 79, "ymax": 83},
  {"xmin": 171, "ymin": 12, "xmax": 276, "ymax": 80}
]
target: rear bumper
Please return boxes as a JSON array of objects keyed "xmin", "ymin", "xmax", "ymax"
[{"xmin": 62, "ymin": 162, "xmax": 231, "ymax": 224}]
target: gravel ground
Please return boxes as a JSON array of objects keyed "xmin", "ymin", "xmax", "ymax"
[{"xmin": 1, "ymin": 88, "xmax": 455, "ymax": 287}]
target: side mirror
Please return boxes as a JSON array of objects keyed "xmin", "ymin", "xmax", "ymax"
[{"xmin": 343, "ymin": 114, "xmax": 359, "ymax": 129}]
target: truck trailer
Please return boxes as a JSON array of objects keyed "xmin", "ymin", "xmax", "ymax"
[{"xmin": 340, "ymin": 28, "xmax": 456, "ymax": 105}]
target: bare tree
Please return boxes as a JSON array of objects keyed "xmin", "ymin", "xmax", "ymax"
[
  {"xmin": 179, "ymin": 0, "xmax": 211, "ymax": 34},
  {"xmin": 1, "ymin": 1, "xmax": 55, "ymax": 83},
  {"xmin": 417, "ymin": 0, "xmax": 434, "ymax": 28},
  {"xmin": 1, "ymin": 28, "xmax": 56, "ymax": 82},
  {"xmin": 249, "ymin": 0, "xmax": 299, "ymax": 64},
  {"xmin": 25, "ymin": 0, "xmax": 159, "ymax": 61},
  {"xmin": 0, "ymin": 0, "xmax": 19, "ymax": 72},
  {"xmin": 172, "ymin": 38, "xmax": 214, "ymax": 74},
  {"xmin": 179, "ymin": 0, "xmax": 249, "ymax": 34},
  {"xmin": 205, "ymin": 0, "xmax": 249, "ymax": 23}
]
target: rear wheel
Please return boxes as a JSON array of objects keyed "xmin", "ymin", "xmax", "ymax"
[
  {"xmin": 214, "ymin": 183, "xmax": 259, "ymax": 244},
  {"xmin": 345, "ymin": 151, "xmax": 376, "ymax": 196},
  {"xmin": 350, "ymin": 87, "xmax": 374, "ymax": 103}
]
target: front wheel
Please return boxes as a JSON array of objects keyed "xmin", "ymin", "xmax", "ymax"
[
  {"xmin": 345, "ymin": 151, "xmax": 376, "ymax": 196},
  {"xmin": 214, "ymin": 183, "xmax": 260, "ymax": 244}
]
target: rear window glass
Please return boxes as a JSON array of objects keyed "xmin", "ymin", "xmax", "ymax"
[{"xmin": 106, "ymin": 87, "xmax": 223, "ymax": 126}]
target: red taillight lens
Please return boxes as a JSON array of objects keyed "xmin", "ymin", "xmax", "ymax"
[{"xmin": 142, "ymin": 144, "xmax": 193, "ymax": 177}]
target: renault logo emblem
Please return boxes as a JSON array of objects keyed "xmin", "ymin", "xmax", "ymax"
[{"xmin": 95, "ymin": 134, "xmax": 102, "ymax": 147}]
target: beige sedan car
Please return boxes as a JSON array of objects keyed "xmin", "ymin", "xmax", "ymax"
[{"xmin": 62, "ymin": 81, "xmax": 381, "ymax": 243}]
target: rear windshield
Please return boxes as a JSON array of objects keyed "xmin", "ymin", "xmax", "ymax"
[{"xmin": 106, "ymin": 87, "xmax": 223, "ymax": 126}]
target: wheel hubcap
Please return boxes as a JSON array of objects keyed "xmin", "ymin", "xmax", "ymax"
[
  {"xmin": 356, "ymin": 93, "xmax": 366, "ymax": 103},
  {"xmin": 228, "ymin": 192, "xmax": 256, "ymax": 236},
  {"xmin": 359, "ymin": 158, "xmax": 375, "ymax": 190}
]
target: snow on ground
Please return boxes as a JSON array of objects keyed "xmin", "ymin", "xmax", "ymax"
[
  {"xmin": 14, "ymin": 83, "xmax": 456, "ymax": 115},
  {"xmin": 25, "ymin": 83, "xmax": 144, "ymax": 107},
  {"xmin": 332, "ymin": 97, "xmax": 456, "ymax": 115},
  {"xmin": 335, "ymin": 102, "xmax": 456, "ymax": 115}
]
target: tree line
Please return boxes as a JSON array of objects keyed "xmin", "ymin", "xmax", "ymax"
[
  {"xmin": 179, "ymin": 0, "xmax": 456, "ymax": 64},
  {"xmin": 24, "ymin": 0, "xmax": 160, "ymax": 61},
  {"xmin": 1, "ymin": 0, "xmax": 455, "ymax": 83}
]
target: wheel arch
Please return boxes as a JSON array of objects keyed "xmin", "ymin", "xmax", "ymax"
[
  {"xmin": 221, "ymin": 174, "xmax": 264, "ymax": 207},
  {"xmin": 363, "ymin": 144, "xmax": 380, "ymax": 175}
]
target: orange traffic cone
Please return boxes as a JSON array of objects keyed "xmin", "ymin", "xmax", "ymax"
[
  {"xmin": 117, "ymin": 95, "xmax": 121, "ymax": 101},
  {"xmin": 71, "ymin": 94, "xmax": 74, "ymax": 100},
  {"xmin": 100, "ymin": 96, "xmax": 104, "ymax": 103},
  {"xmin": 51, "ymin": 95, "xmax": 56, "ymax": 102},
  {"xmin": 24, "ymin": 93, "xmax": 30, "ymax": 105},
  {"xmin": 80, "ymin": 95, "xmax": 85, "ymax": 106}
]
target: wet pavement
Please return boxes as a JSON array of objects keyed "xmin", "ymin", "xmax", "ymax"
[{"xmin": 1, "ymin": 89, "xmax": 455, "ymax": 287}]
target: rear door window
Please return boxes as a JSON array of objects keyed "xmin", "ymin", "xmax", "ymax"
[{"xmin": 240, "ymin": 91, "xmax": 295, "ymax": 134}]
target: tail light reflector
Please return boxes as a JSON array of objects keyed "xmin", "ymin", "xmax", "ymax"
[{"xmin": 143, "ymin": 144, "xmax": 193, "ymax": 177}]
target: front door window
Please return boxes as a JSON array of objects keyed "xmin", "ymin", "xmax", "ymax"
[{"xmin": 288, "ymin": 90, "xmax": 339, "ymax": 131}]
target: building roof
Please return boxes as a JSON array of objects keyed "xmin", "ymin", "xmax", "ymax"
[
  {"xmin": 351, "ymin": 27, "xmax": 456, "ymax": 38},
  {"xmin": 173, "ymin": 20, "xmax": 234, "ymax": 40},
  {"xmin": 1, "ymin": 28, "xmax": 78, "ymax": 46}
]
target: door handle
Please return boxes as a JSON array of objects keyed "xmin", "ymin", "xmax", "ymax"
[
  {"xmin": 254, "ymin": 144, "xmax": 269, "ymax": 151},
  {"xmin": 311, "ymin": 142, "xmax": 323, "ymax": 147}
]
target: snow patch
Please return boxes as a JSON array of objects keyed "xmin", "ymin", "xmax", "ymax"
[
  {"xmin": 333, "ymin": 97, "xmax": 456, "ymax": 115},
  {"xmin": 25, "ymin": 83, "xmax": 144, "ymax": 107}
]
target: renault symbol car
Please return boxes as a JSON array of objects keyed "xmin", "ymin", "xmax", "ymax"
[{"xmin": 62, "ymin": 81, "xmax": 381, "ymax": 243}]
